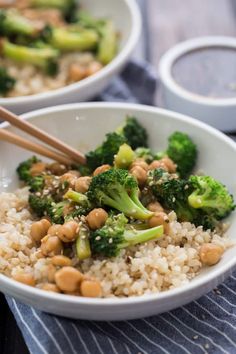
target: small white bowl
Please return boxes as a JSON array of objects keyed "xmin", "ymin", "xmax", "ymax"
[
  {"xmin": 0, "ymin": 0, "xmax": 141, "ymax": 114},
  {"xmin": 159, "ymin": 36, "xmax": 236, "ymax": 131},
  {"xmin": 0, "ymin": 102, "xmax": 236, "ymax": 321}
]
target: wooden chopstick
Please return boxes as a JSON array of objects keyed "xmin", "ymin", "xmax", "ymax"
[
  {"xmin": 0, "ymin": 106, "xmax": 86, "ymax": 165},
  {"xmin": 0, "ymin": 128, "xmax": 74, "ymax": 165}
]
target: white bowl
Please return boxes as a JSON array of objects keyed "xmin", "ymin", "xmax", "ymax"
[
  {"xmin": 0, "ymin": 0, "xmax": 141, "ymax": 114},
  {"xmin": 159, "ymin": 37, "xmax": 236, "ymax": 132},
  {"xmin": 0, "ymin": 102, "xmax": 236, "ymax": 321}
]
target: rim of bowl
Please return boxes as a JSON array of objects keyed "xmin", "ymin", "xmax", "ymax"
[
  {"xmin": 1, "ymin": 101, "xmax": 236, "ymax": 306},
  {"xmin": 0, "ymin": 0, "xmax": 141, "ymax": 105},
  {"xmin": 159, "ymin": 36, "xmax": 236, "ymax": 106}
]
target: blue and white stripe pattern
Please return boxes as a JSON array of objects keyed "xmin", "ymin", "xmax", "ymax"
[{"xmin": 5, "ymin": 58, "xmax": 236, "ymax": 354}]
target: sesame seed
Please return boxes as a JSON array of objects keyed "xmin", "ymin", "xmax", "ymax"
[
  {"xmin": 205, "ymin": 344, "xmax": 209, "ymax": 349},
  {"xmin": 193, "ymin": 335, "xmax": 198, "ymax": 340},
  {"xmin": 109, "ymin": 238, "xmax": 113, "ymax": 244},
  {"xmin": 95, "ymin": 236, "xmax": 101, "ymax": 241},
  {"xmin": 172, "ymin": 197, "xmax": 176, "ymax": 202}
]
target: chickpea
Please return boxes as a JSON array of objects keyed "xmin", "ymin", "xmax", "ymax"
[
  {"xmin": 87, "ymin": 61, "xmax": 103, "ymax": 76},
  {"xmin": 148, "ymin": 160, "xmax": 168, "ymax": 171},
  {"xmin": 130, "ymin": 165, "xmax": 147, "ymax": 186},
  {"xmin": 75, "ymin": 176, "xmax": 92, "ymax": 193},
  {"xmin": 41, "ymin": 283, "xmax": 60, "ymax": 293},
  {"xmin": 60, "ymin": 172, "xmax": 78, "ymax": 188},
  {"xmin": 80, "ymin": 279, "xmax": 102, "ymax": 298},
  {"xmin": 86, "ymin": 208, "xmax": 108, "ymax": 230},
  {"xmin": 148, "ymin": 211, "xmax": 170, "ymax": 234},
  {"xmin": 41, "ymin": 236, "xmax": 63, "ymax": 257},
  {"xmin": 160, "ymin": 157, "xmax": 177, "ymax": 173},
  {"xmin": 57, "ymin": 221, "xmax": 79, "ymax": 243},
  {"xmin": 13, "ymin": 273, "xmax": 35, "ymax": 287},
  {"xmin": 130, "ymin": 158, "xmax": 149, "ymax": 171},
  {"xmin": 199, "ymin": 243, "xmax": 224, "ymax": 266},
  {"xmin": 47, "ymin": 224, "xmax": 61, "ymax": 236},
  {"xmin": 46, "ymin": 264, "xmax": 57, "ymax": 282},
  {"xmin": 48, "ymin": 162, "xmax": 67, "ymax": 176},
  {"xmin": 51, "ymin": 255, "xmax": 72, "ymax": 267},
  {"xmin": 147, "ymin": 201, "xmax": 164, "ymax": 213},
  {"xmin": 30, "ymin": 219, "xmax": 51, "ymax": 242},
  {"xmin": 30, "ymin": 162, "xmax": 47, "ymax": 176},
  {"xmin": 55, "ymin": 267, "xmax": 83, "ymax": 292},
  {"xmin": 93, "ymin": 164, "xmax": 111, "ymax": 176},
  {"xmin": 68, "ymin": 63, "xmax": 88, "ymax": 82}
]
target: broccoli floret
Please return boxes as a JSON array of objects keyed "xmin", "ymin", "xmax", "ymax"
[
  {"xmin": 155, "ymin": 132, "xmax": 197, "ymax": 178},
  {"xmin": 45, "ymin": 25, "xmax": 98, "ymax": 52},
  {"xmin": 0, "ymin": 67, "xmax": 16, "ymax": 96},
  {"xmin": 90, "ymin": 213, "xmax": 163, "ymax": 257},
  {"xmin": 76, "ymin": 225, "xmax": 91, "ymax": 260},
  {"xmin": 114, "ymin": 143, "xmax": 135, "ymax": 169},
  {"xmin": 48, "ymin": 201, "xmax": 69, "ymax": 224},
  {"xmin": 135, "ymin": 147, "xmax": 154, "ymax": 163},
  {"xmin": 188, "ymin": 176, "xmax": 235, "ymax": 219},
  {"xmin": 1, "ymin": 39, "xmax": 59, "ymax": 75},
  {"xmin": 86, "ymin": 132, "xmax": 126, "ymax": 171},
  {"xmin": 29, "ymin": 176, "xmax": 45, "ymax": 192},
  {"xmin": 16, "ymin": 156, "xmax": 41, "ymax": 182},
  {"xmin": 147, "ymin": 169, "xmax": 235, "ymax": 230},
  {"xmin": 86, "ymin": 117, "xmax": 148, "ymax": 171},
  {"xmin": 29, "ymin": 194, "xmax": 53, "ymax": 217},
  {"xmin": 117, "ymin": 116, "xmax": 148, "ymax": 150},
  {"xmin": 148, "ymin": 168, "xmax": 196, "ymax": 222},
  {"xmin": 87, "ymin": 168, "xmax": 153, "ymax": 220},
  {"xmin": 0, "ymin": 9, "xmax": 40, "ymax": 37}
]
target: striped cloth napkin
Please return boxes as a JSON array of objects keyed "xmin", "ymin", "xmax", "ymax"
[{"xmin": 5, "ymin": 58, "xmax": 236, "ymax": 354}]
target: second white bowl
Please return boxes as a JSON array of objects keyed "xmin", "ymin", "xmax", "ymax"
[{"xmin": 0, "ymin": 0, "xmax": 141, "ymax": 114}]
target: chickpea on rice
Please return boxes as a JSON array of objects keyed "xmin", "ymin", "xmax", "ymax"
[{"xmin": 0, "ymin": 188, "xmax": 232, "ymax": 298}]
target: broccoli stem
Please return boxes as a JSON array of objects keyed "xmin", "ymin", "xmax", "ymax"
[
  {"xmin": 101, "ymin": 188, "xmax": 153, "ymax": 220},
  {"xmin": 76, "ymin": 227, "xmax": 91, "ymax": 260},
  {"xmin": 114, "ymin": 143, "xmax": 135, "ymax": 169},
  {"xmin": 97, "ymin": 20, "xmax": 117, "ymax": 65},
  {"xmin": 49, "ymin": 27, "xmax": 98, "ymax": 51},
  {"xmin": 0, "ymin": 10, "xmax": 38, "ymax": 37},
  {"xmin": 64, "ymin": 190, "xmax": 88, "ymax": 205},
  {"xmin": 120, "ymin": 225, "xmax": 164, "ymax": 248},
  {"xmin": 1, "ymin": 39, "xmax": 59, "ymax": 74}
]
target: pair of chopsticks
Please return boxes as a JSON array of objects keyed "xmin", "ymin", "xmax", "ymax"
[{"xmin": 0, "ymin": 106, "xmax": 86, "ymax": 165}]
